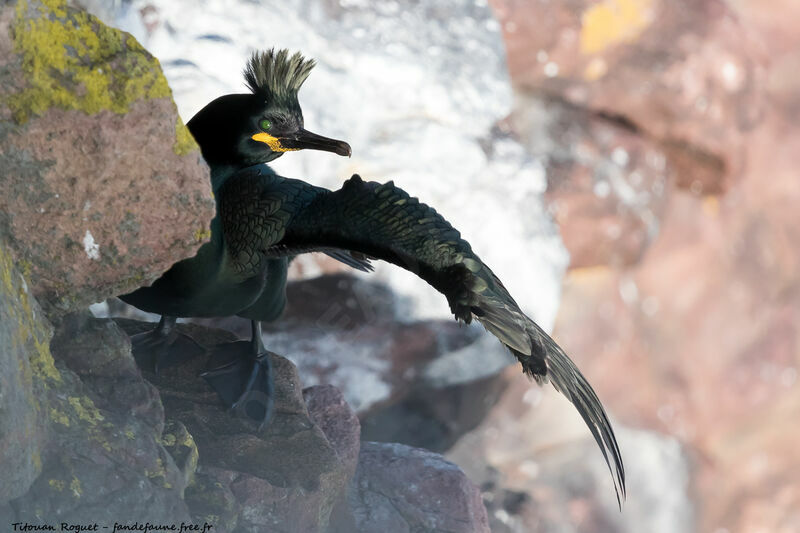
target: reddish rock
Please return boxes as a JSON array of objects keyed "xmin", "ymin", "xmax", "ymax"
[
  {"xmin": 117, "ymin": 316, "xmax": 496, "ymax": 533},
  {"xmin": 116, "ymin": 322, "xmax": 336, "ymax": 486},
  {"xmin": 480, "ymin": 2, "xmax": 800, "ymax": 532},
  {"xmin": 727, "ymin": 1, "xmax": 800, "ymax": 121},
  {"xmin": 447, "ymin": 382, "xmax": 694, "ymax": 533},
  {"xmin": 505, "ymin": 95, "xmax": 672, "ymax": 268},
  {"xmin": 304, "ymin": 384, "xmax": 362, "ymax": 471},
  {"xmin": 550, "ymin": 90, "xmax": 800, "ymax": 533},
  {"xmin": 0, "ymin": 0, "xmax": 214, "ymax": 316},
  {"xmin": 491, "ymin": 0, "xmax": 766, "ymax": 193},
  {"xmin": 344, "ymin": 442, "xmax": 490, "ymax": 533}
]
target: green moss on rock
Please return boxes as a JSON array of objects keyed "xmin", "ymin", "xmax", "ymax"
[{"xmin": 9, "ymin": 0, "xmax": 172, "ymax": 123}]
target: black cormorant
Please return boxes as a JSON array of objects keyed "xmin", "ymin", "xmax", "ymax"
[{"xmin": 120, "ymin": 49, "xmax": 625, "ymax": 504}]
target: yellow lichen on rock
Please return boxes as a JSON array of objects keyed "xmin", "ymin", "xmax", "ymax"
[
  {"xmin": 159, "ymin": 432, "xmax": 177, "ymax": 447},
  {"xmin": 174, "ymin": 116, "xmax": 199, "ymax": 156},
  {"xmin": 47, "ymin": 475, "xmax": 82, "ymax": 498},
  {"xmin": 0, "ymin": 243, "xmax": 60, "ymax": 393},
  {"xmin": 49, "ymin": 407, "xmax": 70, "ymax": 427},
  {"xmin": 32, "ymin": 336, "xmax": 61, "ymax": 384},
  {"xmin": 32, "ymin": 450, "xmax": 42, "ymax": 471},
  {"xmin": 70, "ymin": 476, "xmax": 82, "ymax": 498},
  {"xmin": 580, "ymin": 0, "xmax": 655, "ymax": 55},
  {"xmin": 0, "ymin": 247, "xmax": 15, "ymax": 295},
  {"xmin": 9, "ymin": 0, "xmax": 172, "ymax": 123},
  {"xmin": 74, "ymin": 397, "xmax": 113, "ymax": 449},
  {"xmin": 67, "ymin": 396, "xmax": 105, "ymax": 425},
  {"xmin": 145, "ymin": 457, "xmax": 173, "ymax": 488},
  {"xmin": 48, "ymin": 393, "xmax": 115, "ymax": 452},
  {"xmin": 194, "ymin": 227, "xmax": 212, "ymax": 242},
  {"xmin": 179, "ymin": 429, "xmax": 200, "ymax": 484}
]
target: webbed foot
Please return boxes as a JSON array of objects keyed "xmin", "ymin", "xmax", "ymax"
[
  {"xmin": 201, "ymin": 337, "xmax": 275, "ymax": 427},
  {"xmin": 131, "ymin": 316, "xmax": 205, "ymax": 373}
]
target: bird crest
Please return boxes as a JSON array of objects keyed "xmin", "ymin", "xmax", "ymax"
[{"xmin": 244, "ymin": 48, "xmax": 316, "ymax": 102}]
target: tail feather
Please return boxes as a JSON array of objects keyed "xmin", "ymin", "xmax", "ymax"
[
  {"xmin": 472, "ymin": 298, "xmax": 531, "ymax": 354},
  {"xmin": 469, "ymin": 270, "xmax": 626, "ymax": 507},
  {"xmin": 516, "ymin": 326, "xmax": 626, "ymax": 507}
]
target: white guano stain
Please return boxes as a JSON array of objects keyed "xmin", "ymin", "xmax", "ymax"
[{"xmin": 83, "ymin": 230, "xmax": 100, "ymax": 260}]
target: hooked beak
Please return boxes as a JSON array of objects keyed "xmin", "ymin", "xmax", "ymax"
[{"xmin": 251, "ymin": 128, "xmax": 351, "ymax": 157}]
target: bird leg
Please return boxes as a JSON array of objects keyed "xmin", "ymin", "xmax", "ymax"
[
  {"xmin": 200, "ymin": 320, "xmax": 275, "ymax": 427},
  {"xmin": 130, "ymin": 315, "xmax": 206, "ymax": 373}
]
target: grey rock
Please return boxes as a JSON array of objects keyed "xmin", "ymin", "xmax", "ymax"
[
  {"xmin": 51, "ymin": 312, "xmax": 138, "ymax": 377},
  {"xmin": 185, "ymin": 467, "xmax": 240, "ymax": 532},
  {"xmin": 9, "ymin": 313, "xmax": 193, "ymax": 523},
  {"xmin": 159, "ymin": 419, "xmax": 200, "ymax": 497},
  {"xmin": 0, "ymin": 243, "xmax": 49, "ymax": 504},
  {"xmin": 116, "ymin": 320, "xmax": 362, "ymax": 532},
  {"xmin": 421, "ymin": 334, "xmax": 517, "ymax": 388},
  {"xmin": 359, "ymin": 372, "xmax": 511, "ymax": 453},
  {"xmin": 52, "ymin": 313, "xmax": 166, "ymax": 427}
]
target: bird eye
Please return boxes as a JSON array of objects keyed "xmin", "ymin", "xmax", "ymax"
[{"xmin": 259, "ymin": 119, "xmax": 272, "ymax": 131}]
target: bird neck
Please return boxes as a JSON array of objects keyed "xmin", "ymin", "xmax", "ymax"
[
  {"xmin": 210, "ymin": 164, "xmax": 238, "ymax": 193},
  {"xmin": 210, "ymin": 162, "xmax": 277, "ymax": 193},
  {"xmin": 206, "ymin": 150, "xmax": 284, "ymax": 192}
]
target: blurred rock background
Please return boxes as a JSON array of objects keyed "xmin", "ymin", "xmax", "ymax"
[
  {"xmin": 480, "ymin": 0, "xmax": 799, "ymax": 532},
  {"xmin": 3, "ymin": 0, "xmax": 798, "ymax": 531}
]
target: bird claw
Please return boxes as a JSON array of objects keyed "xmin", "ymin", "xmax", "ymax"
[
  {"xmin": 201, "ymin": 342, "xmax": 275, "ymax": 427},
  {"xmin": 130, "ymin": 327, "xmax": 205, "ymax": 374}
]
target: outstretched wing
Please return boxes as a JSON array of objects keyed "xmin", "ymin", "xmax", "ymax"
[
  {"xmin": 219, "ymin": 169, "xmax": 625, "ymax": 503},
  {"xmin": 218, "ymin": 165, "xmax": 372, "ymax": 276}
]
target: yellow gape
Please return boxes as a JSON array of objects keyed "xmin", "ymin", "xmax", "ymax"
[{"xmin": 251, "ymin": 132, "xmax": 300, "ymax": 152}]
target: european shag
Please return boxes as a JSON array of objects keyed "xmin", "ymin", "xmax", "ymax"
[{"xmin": 121, "ymin": 49, "xmax": 625, "ymax": 504}]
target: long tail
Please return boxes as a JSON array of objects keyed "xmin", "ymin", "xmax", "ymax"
[{"xmin": 464, "ymin": 268, "xmax": 626, "ymax": 506}]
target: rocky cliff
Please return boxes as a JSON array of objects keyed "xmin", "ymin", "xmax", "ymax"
[{"xmin": 0, "ymin": 1, "xmax": 492, "ymax": 531}]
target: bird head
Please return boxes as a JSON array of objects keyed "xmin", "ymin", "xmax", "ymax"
[{"xmin": 187, "ymin": 49, "xmax": 351, "ymax": 175}]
